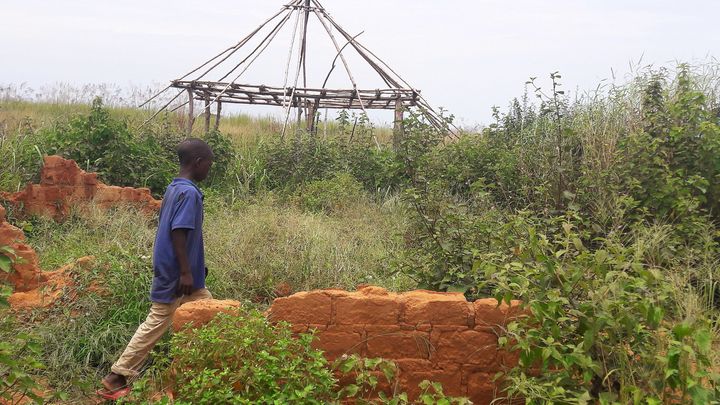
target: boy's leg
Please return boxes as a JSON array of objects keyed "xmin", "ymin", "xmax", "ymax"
[
  {"xmin": 109, "ymin": 301, "xmax": 178, "ymax": 379},
  {"xmin": 106, "ymin": 289, "xmax": 212, "ymax": 384}
]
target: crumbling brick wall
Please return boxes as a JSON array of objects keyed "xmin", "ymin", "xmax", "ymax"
[
  {"xmin": 1, "ymin": 155, "xmax": 161, "ymax": 219},
  {"xmin": 0, "ymin": 203, "xmax": 94, "ymax": 308},
  {"xmin": 0, "ymin": 204, "xmax": 45, "ymax": 291},
  {"xmin": 267, "ymin": 286, "xmax": 522, "ymax": 404}
]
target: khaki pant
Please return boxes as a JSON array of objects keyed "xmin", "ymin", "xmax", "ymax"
[{"xmin": 111, "ymin": 288, "xmax": 213, "ymax": 378}]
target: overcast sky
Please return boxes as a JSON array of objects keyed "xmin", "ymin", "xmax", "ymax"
[{"xmin": 1, "ymin": 0, "xmax": 718, "ymax": 126}]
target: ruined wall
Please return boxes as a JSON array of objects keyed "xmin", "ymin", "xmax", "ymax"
[
  {"xmin": 0, "ymin": 202, "xmax": 93, "ymax": 308},
  {"xmin": 0, "ymin": 204, "xmax": 46, "ymax": 291},
  {"xmin": 0, "ymin": 155, "xmax": 151, "ymax": 306},
  {"xmin": 1, "ymin": 155, "xmax": 161, "ymax": 219},
  {"xmin": 267, "ymin": 286, "xmax": 522, "ymax": 404}
]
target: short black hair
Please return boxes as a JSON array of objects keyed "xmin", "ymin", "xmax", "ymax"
[{"xmin": 177, "ymin": 138, "xmax": 213, "ymax": 166}]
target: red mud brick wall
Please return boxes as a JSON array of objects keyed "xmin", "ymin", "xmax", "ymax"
[
  {"xmin": 1, "ymin": 203, "xmax": 94, "ymax": 308},
  {"xmin": 0, "ymin": 204, "xmax": 45, "ymax": 291},
  {"xmin": 267, "ymin": 285, "xmax": 522, "ymax": 405},
  {"xmin": 1, "ymin": 155, "xmax": 161, "ymax": 219}
]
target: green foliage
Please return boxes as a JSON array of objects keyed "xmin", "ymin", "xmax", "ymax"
[
  {"xmin": 295, "ymin": 172, "xmax": 366, "ymax": 213},
  {"xmin": 396, "ymin": 109, "xmax": 449, "ymax": 183},
  {"xmin": 200, "ymin": 129, "xmax": 238, "ymax": 187},
  {"xmin": 396, "ymin": 64, "xmax": 720, "ymax": 403},
  {"xmin": 334, "ymin": 355, "xmax": 401, "ymax": 402},
  {"xmin": 261, "ymin": 114, "xmax": 404, "ymax": 194},
  {"xmin": 333, "ymin": 355, "xmax": 471, "ymax": 404},
  {"xmin": 0, "ymin": 245, "xmax": 17, "ymax": 274},
  {"xmin": 0, "ymin": 122, "xmax": 46, "ymax": 191},
  {"xmin": 42, "ymin": 98, "xmax": 177, "ymax": 194},
  {"xmin": 263, "ymin": 134, "xmax": 344, "ymax": 189},
  {"xmin": 397, "ymin": 183, "xmax": 501, "ymax": 295},
  {"xmin": 0, "ymin": 314, "xmax": 57, "ymax": 404},
  {"xmin": 487, "ymin": 214, "xmax": 720, "ymax": 404},
  {"xmin": 130, "ymin": 311, "xmax": 336, "ymax": 404},
  {"xmin": 619, "ymin": 65, "xmax": 720, "ymax": 226}
]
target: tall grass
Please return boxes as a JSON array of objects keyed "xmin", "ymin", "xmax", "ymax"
[{"xmin": 205, "ymin": 194, "xmax": 411, "ymax": 300}]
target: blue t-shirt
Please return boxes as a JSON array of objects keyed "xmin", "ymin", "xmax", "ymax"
[{"xmin": 150, "ymin": 178, "xmax": 206, "ymax": 303}]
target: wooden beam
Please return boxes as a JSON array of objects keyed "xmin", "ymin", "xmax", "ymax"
[
  {"xmin": 187, "ymin": 88, "xmax": 195, "ymax": 136},
  {"xmin": 204, "ymin": 93, "xmax": 211, "ymax": 134},
  {"xmin": 214, "ymin": 101, "xmax": 222, "ymax": 132},
  {"xmin": 393, "ymin": 98, "xmax": 404, "ymax": 151},
  {"xmin": 307, "ymin": 98, "xmax": 319, "ymax": 133}
]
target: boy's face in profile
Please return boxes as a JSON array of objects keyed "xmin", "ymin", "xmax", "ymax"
[{"xmin": 193, "ymin": 156, "xmax": 213, "ymax": 182}]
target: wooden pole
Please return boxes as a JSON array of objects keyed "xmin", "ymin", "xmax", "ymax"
[
  {"xmin": 297, "ymin": 97, "xmax": 303, "ymax": 129},
  {"xmin": 187, "ymin": 88, "xmax": 195, "ymax": 136},
  {"xmin": 214, "ymin": 101, "xmax": 222, "ymax": 132},
  {"xmin": 393, "ymin": 98, "xmax": 404, "ymax": 151},
  {"xmin": 307, "ymin": 98, "xmax": 319, "ymax": 133},
  {"xmin": 301, "ymin": 0, "xmax": 310, "ymax": 88},
  {"xmin": 204, "ymin": 94, "xmax": 211, "ymax": 134}
]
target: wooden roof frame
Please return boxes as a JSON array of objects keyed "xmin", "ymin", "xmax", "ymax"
[{"xmin": 141, "ymin": 0, "xmax": 456, "ymax": 138}]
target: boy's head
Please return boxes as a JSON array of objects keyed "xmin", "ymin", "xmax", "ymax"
[{"xmin": 177, "ymin": 138, "xmax": 214, "ymax": 182}]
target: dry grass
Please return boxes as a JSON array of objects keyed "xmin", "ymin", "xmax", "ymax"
[{"xmin": 205, "ymin": 193, "xmax": 413, "ymax": 301}]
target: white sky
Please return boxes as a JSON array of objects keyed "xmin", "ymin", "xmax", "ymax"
[{"xmin": 1, "ymin": 0, "xmax": 719, "ymax": 126}]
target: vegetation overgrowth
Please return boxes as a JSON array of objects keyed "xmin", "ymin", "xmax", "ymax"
[{"xmin": 0, "ymin": 62, "xmax": 719, "ymax": 403}]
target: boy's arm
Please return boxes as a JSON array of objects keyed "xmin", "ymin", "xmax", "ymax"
[{"xmin": 171, "ymin": 228, "xmax": 194, "ymax": 296}]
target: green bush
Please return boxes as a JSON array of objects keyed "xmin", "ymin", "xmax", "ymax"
[
  {"xmin": 396, "ymin": 64, "xmax": 720, "ymax": 403},
  {"xmin": 295, "ymin": 172, "xmax": 366, "ymax": 213},
  {"xmin": 485, "ymin": 213, "xmax": 720, "ymax": 404},
  {"xmin": 0, "ymin": 291, "xmax": 61, "ymax": 404},
  {"xmin": 129, "ymin": 310, "xmax": 336, "ymax": 404},
  {"xmin": 261, "ymin": 131, "xmax": 405, "ymax": 194},
  {"xmin": 201, "ymin": 129, "xmax": 238, "ymax": 188},
  {"xmin": 400, "ymin": 189, "xmax": 720, "ymax": 402},
  {"xmin": 617, "ymin": 66, "xmax": 720, "ymax": 227},
  {"xmin": 42, "ymin": 98, "xmax": 177, "ymax": 195},
  {"xmin": 263, "ymin": 135, "xmax": 344, "ymax": 190},
  {"xmin": 334, "ymin": 355, "xmax": 471, "ymax": 404}
]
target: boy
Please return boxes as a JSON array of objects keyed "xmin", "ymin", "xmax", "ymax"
[{"xmin": 99, "ymin": 138, "xmax": 214, "ymax": 399}]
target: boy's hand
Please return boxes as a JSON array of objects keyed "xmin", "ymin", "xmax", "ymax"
[{"xmin": 177, "ymin": 271, "xmax": 195, "ymax": 296}]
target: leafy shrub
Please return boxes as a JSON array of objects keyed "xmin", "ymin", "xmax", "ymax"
[
  {"xmin": 130, "ymin": 310, "xmax": 336, "ymax": 404},
  {"xmin": 201, "ymin": 129, "xmax": 238, "ymax": 187},
  {"xmin": 263, "ymin": 135, "xmax": 344, "ymax": 190},
  {"xmin": 484, "ymin": 213, "xmax": 720, "ymax": 404},
  {"xmin": 397, "ymin": 65, "xmax": 720, "ymax": 401},
  {"xmin": 396, "ymin": 183, "xmax": 504, "ymax": 295},
  {"xmin": 295, "ymin": 172, "xmax": 366, "ymax": 213},
  {"xmin": 261, "ymin": 131, "xmax": 404, "ymax": 194},
  {"xmin": 341, "ymin": 143, "xmax": 404, "ymax": 193},
  {"xmin": 400, "ymin": 182, "xmax": 720, "ymax": 402},
  {"xmin": 334, "ymin": 355, "xmax": 471, "ymax": 404},
  {"xmin": 395, "ymin": 110, "xmax": 449, "ymax": 183},
  {"xmin": 419, "ymin": 136, "xmax": 521, "ymax": 201},
  {"xmin": 617, "ymin": 66, "xmax": 720, "ymax": 227},
  {"xmin": 0, "ymin": 245, "xmax": 18, "ymax": 275},
  {"xmin": 42, "ymin": 98, "xmax": 176, "ymax": 195},
  {"xmin": 0, "ymin": 305, "xmax": 59, "ymax": 404}
]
